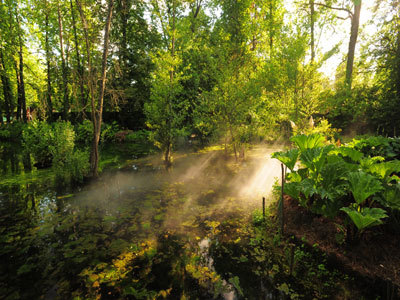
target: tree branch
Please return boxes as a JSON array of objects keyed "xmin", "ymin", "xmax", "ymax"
[{"xmin": 314, "ymin": 2, "xmax": 353, "ymax": 17}]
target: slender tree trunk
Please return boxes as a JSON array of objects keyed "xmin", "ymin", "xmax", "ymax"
[
  {"xmin": 395, "ymin": 23, "xmax": 400, "ymax": 99},
  {"xmin": 16, "ymin": 11, "xmax": 27, "ymax": 123},
  {"xmin": 345, "ymin": 0, "xmax": 362, "ymax": 88},
  {"xmin": 44, "ymin": 5, "xmax": 53, "ymax": 120},
  {"xmin": 84, "ymin": 0, "xmax": 114, "ymax": 177},
  {"xmin": 310, "ymin": 0, "xmax": 315, "ymax": 63},
  {"xmin": 14, "ymin": 59, "xmax": 21, "ymax": 120},
  {"xmin": 0, "ymin": 49, "xmax": 13, "ymax": 123},
  {"xmin": 164, "ymin": 0, "xmax": 176, "ymax": 169},
  {"xmin": 269, "ymin": 0, "xmax": 274, "ymax": 59},
  {"xmin": 70, "ymin": 0, "xmax": 85, "ymax": 115},
  {"xmin": 120, "ymin": 0, "xmax": 128, "ymax": 75},
  {"xmin": 58, "ymin": 3, "xmax": 69, "ymax": 120}
]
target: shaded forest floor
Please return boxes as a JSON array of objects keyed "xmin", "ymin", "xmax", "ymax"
[{"xmin": 284, "ymin": 195, "xmax": 400, "ymax": 293}]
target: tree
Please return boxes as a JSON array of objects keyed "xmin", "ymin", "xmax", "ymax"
[
  {"xmin": 76, "ymin": 0, "xmax": 115, "ymax": 177},
  {"xmin": 145, "ymin": 0, "xmax": 188, "ymax": 168},
  {"xmin": 314, "ymin": 0, "xmax": 362, "ymax": 88}
]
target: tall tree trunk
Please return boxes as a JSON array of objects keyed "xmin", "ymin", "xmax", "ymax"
[
  {"xmin": 120, "ymin": 0, "xmax": 128, "ymax": 76},
  {"xmin": 16, "ymin": 11, "xmax": 27, "ymax": 123},
  {"xmin": 70, "ymin": 0, "xmax": 86, "ymax": 116},
  {"xmin": 0, "ymin": 49, "xmax": 13, "ymax": 123},
  {"xmin": 164, "ymin": 0, "xmax": 176, "ymax": 169},
  {"xmin": 310, "ymin": 0, "xmax": 315, "ymax": 63},
  {"xmin": 345, "ymin": 0, "xmax": 362, "ymax": 88},
  {"xmin": 45, "ymin": 9, "xmax": 53, "ymax": 120},
  {"xmin": 269, "ymin": 1, "xmax": 274, "ymax": 59},
  {"xmin": 395, "ymin": 22, "xmax": 400, "ymax": 99},
  {"xmin": 14, "ymin": 59, "xmax": 21, "ymax": 120},
  {"xmin": 76, "ymin": 0, "xmax": 114, "ymax": 177},
  {"xmin": 58, "ymin": 2, "xmax": 69, "ymax": 120}
]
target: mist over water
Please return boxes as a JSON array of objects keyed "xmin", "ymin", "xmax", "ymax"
[{"xmin": 73, "ymin": 144, "xmax": 283, "ymax": 230}]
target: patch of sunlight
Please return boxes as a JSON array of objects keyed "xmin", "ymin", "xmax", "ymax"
[
  {"xmin": 238, "ymin": 152, "xmax": 282, "ymax": 199},
  {"xmin": 198, "ymin": 145, "xmax": 225, "ymax": 153}
]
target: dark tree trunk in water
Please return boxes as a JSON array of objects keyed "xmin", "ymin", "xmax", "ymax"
[
  {"xmin": 0, "ymin": 49, "xmax": 13, "ymax": 123},
  {"xmin": 345, "ymin": 0, "xmax": 361, "ymax": 88}
]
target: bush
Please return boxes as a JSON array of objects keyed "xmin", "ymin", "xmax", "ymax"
[
  {"xmin": 124, "ymin": 129, "xmax": 151, "ymax": 144},
  {"xmin": 22, "ymin": 121, "xmax": 54, "ymax": 168},
  {"xmin": 124, "ymin": 129, "xmax": 156, "ymax": 157},
  {"xmin": 22, "ymin": 120, "xmax": 89, "ymax": 185},
  {"xmin": 0, "ymin": 122, "xmax": 26, "ymax": 141},
  {"xmin": 52, "ymin": 121, "xmax": 90, "ymax": 185},
  {"xmin": 74, "ymin": 120, "xmax": 93, "ymax": 146},
  {"xmin": 101, "ymin": 121, "xmax": 121, "ymax": 144},
  {"xmin": 54, "ymin": 149, "xmax": 89, "ymax": 185}
]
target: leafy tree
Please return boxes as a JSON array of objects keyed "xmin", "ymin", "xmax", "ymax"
[{"xmin": 145, "ymin": 0, "xmax": 189, "ymax": 168}]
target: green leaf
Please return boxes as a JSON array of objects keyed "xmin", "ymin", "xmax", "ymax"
[
  {"xmin": 367, "ymin": 160, "xmax": 400, "ymax": 181},
  {"xmin": 272, "ymin": 149, "xmax": 299, "ymax": 171},
  {"xmin": 291, "ymin": 134, "xmax": 325, "ymax": 152},
  {"xmin": 299, "ymin": 146, "xmax": 333, "ymax": 175},
  {"xmin": 380, "ymin": 184, "xmax": 400, "ymax": 210},
  {"xmin": 284, "ymin": 182, "xmax": 301, "ymax": 199},
  {"xmin": 347, "ymin": 171, "xmax": 383, "ymax": 204},
  {"xmin": 340, "ymin": 207, "xmax": 387, "ymax": 231},
  {"xmin": 299, "ymin": 178, "xmax": 317, "ymax": 199},
  {"xmin": 331, "ymin": 147, "xmax": 364, "ymax": 162}
]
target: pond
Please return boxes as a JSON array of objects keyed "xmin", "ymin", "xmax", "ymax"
[{"xmin": 0, "ymin": 144, "xmax": 286, "ymax": 299}]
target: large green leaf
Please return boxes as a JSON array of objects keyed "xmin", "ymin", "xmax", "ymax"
[
  {"xmin": 271, "ymin": 149, "xmax": 299, "ymax": 171},
  {"xmin": 380, "ymin": 184, "xmax": 400, "ymax": 210},
  {"xmin": 320, "ymin": 161, "xmax": 349, "ymax": 200},
  {"xmin": 290, "ymin": 134, "xmax": 326, "ymax": 152},
  {"xmin": 284, "ymin": 182, "xmax": 301, "ymax": 199},
  {"xmin": 299, "ymin": 178, "xmax": 317, "ymax": 199},
  {"xmin": 331, "ymin": 147, "xmax": 364, "ymax": 162},
  {"xmin": 367, "ymin": 160, "xmax": 400, "ymax": 181},
  {"xmin": 340, "ymin": 206, "xmax": 388, "ymax": 231},
  {"xmin": 347, "ymin": 171, "xmax": 383, "ymax": 204},
  {"xmin": 299, "ymin": 145, "xmax": 334, "ymax": 175}
]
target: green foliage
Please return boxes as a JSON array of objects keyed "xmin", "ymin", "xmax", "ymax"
[
  {"xmin": 74, "ymin": 120, "xmax": 93, "ymax": 146},
  {"xmin": 124, "ymin": 129, "xmax": 150, "ymax": 144},
  {"xmin": 378, "ymin": 184, "xmax": 400, "ymax": 210},
  {"xmin": 101, "ymin": 121, "xmax": 122, "ymax": 144},
  {"xmin": 272, "ymin": 149, "xmax": 299, "ymax": 171},
  {"xmin": 290, "ymin": 134, "xmax": 326, "ymax": 152},
  {"xmin": 0, "ymin": 122, "xmax": 25, "ymax": 141},
  {"xmin": 348, "ymin": 136, "xmax": 400, "ymax": 161},
  {"xmin": 347, "ymin": 171, "xmax": 383, "ymax": 205},
  {"xmin": 51, "ymin": 121, "xmax": 89, "ymax": 185},
  {"xmin": 22, "ymin": 120, "xmax": 54, "ymax": 168},
  {"xmin": 340, "ymin": 206, "xmax": 388, "ymax": 232},
  {"xmin": 274, "ymin": 134, "xmax": 400, "ymax": 236}
]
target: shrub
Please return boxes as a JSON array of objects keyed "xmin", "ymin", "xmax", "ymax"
[
  {"xmin": 52, "ymin": 121, "xmax": 90, "ymax": 185},
  {"xmin": 124, "ymin": 130, "xmax": 151, "ymax": 144},
  {"xmin": 101, "ymin": 121, "xmax": 121, "ymax": 144},
  {"xmin": 272, "ymin": 134, "xmax": 399, "ymax": 241},
  {"xmin": 0, "ymin": 122, "xmax": 25, "ymax": 141},
  {"xmin": 74, "ymin": 120, "xmax": 93, "ymax": 146},
  {"xmin": 22, "ymin": 121, "xmax": 54, "ymax": 168},
  {"xmin": 54, "ymin": 149, "xmax": 89, "ymax": 185}
]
